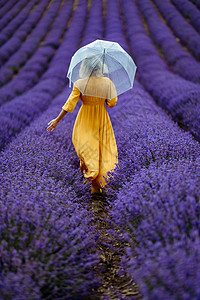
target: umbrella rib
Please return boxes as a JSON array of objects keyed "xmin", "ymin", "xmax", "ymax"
[{"xmin": 105, "ymin": 52, "xmax": 133, "ymax": 87}]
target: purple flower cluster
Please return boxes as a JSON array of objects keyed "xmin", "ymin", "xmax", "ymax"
[
  {"xmin": 152, "ymin": 0, "xmax": 200, "ymax": 60},
  {"xmin": 171, "ymin": 0, "xmax": 200, "ymax": 34},
  {"xmin": 136, "ymin": 0, "xmax": 200, "ymax": 84}
]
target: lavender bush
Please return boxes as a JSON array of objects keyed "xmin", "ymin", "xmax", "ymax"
[
  {"xmin": 0, "ymin": 155, "xmax": 101, "ymax": 298},
  {"xmin": 105, "ymin": 80, "xmax": 200, "ymax": 300},
  {"xmin": 108, "ymin": 157, "xmax": 200, "ymax": 299}
]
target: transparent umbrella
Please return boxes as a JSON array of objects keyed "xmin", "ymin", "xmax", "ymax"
[{"xmin": 67, "ymin": 39, "xmax": 137, "ymax": 100}]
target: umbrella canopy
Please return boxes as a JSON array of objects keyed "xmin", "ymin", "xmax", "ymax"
[{"xmin": 67, "ymin": 39, "xmax": 137, "ymax": 100}]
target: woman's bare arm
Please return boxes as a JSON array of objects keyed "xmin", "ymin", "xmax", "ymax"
[
  {"xmin": 46, "ymin": 109, "xmax": 68, "ymax": 132},
  {"xmin": 56, "ymin": 109, "xmax": 68, "ymax": 122}
]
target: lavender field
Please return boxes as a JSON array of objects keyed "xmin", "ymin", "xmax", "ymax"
[{"xmin": 0, "ymin": 0, "xmax": 200, "ymax": 299}]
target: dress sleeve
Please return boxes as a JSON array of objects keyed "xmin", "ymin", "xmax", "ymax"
[{"xmin": 62, "ymin": 84, "xmax": 80, "ymax": 113}]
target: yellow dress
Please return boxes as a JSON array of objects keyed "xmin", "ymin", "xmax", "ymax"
[{"xmin": 62, "ymin": 77, "xmax": 118, "ymax": 189}]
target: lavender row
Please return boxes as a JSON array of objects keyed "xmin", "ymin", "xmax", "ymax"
[
  {"xmin": 0, "ymin": 0, "xmax": 62, "ymax": 87},
  {"xmin": 152, "ymin": 0, "xmax": 200, "ymax": 60},
  {"xmin": 0, "ymin": 0, "xmax": 39, "ymax": 47},
  {"xmin": 105, "ymin": 81, "xmax": 200, "ymax": 299},
  {"xmin": 0, "ymin": 0, "xmax": 73, "ymax": 103},
  {"xmin": 109, "ymin": 159, "xmax": 200, "ymax": 299},
  {"xmin": 0, "ymin": 94, "xmax": 102, "ymax": 297},
  {"xmin": 0, "ymin": 0, "xmax": 18, "ymax": 19},
  {"xmin": 103, "ymin": 4, "xmax": 200, "ymax": 296},
  {"xmin": 105, "ymin": 0, "xmax": 129, "ymax": 54},
  {"xmin": 0, "ymin": 1, "xmax": 106, "ymax": 296},
  {"xmin": 0, "ymin": 0, "xmax": 8, "ymax": 10},
  {"xmin": 136, "ymin": 0, "xmax": 200, "ymax": 84},
  {"xmin": 107, "ymin": 82, "xmax": 200, "ymax": 194},
  {"xmin": 121, "ymin": 0, "xmax": 200, "ymax": 141},
  {"xmin": 81, "ymin": 0, "xmax": 103, "ymax": 46},
  {"xmin": 189, "ymin": 0, "xmax": 200, "ymax": 9},
  {"xmin": 0, "ymin": 0, "xmax": 29, "ymax": 31},
  {"xmin": 0, "ymin": 0, "xmax": 49, "ymax": 67},
  {"xmin": 171, "ymin": 0, "xmax": 200, "ymax": 34}
]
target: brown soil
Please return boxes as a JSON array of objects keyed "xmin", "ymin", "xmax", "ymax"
[{"xmin": 87, "ymin": 193, "xmax": 142, "ymax": 300}]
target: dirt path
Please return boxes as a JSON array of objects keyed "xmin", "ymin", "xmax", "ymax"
[{"xmin": 87, "ymin": 193, "xmax": 142, "ymax": 299}]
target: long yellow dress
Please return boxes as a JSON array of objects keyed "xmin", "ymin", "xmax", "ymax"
[{"xmin": 62, "ymin": 77, "xmax": 118, "ymax": 189}]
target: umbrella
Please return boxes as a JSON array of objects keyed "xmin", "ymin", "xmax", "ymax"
[{"xmin": 67, "ymin": 39, "xmax": 137, "ymax": 100}]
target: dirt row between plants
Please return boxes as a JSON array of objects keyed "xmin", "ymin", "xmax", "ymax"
[{"xmin": 86, "ymin": 193, "xmax": 142, "ymax": 300}]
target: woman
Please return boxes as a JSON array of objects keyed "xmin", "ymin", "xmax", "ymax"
[{"xmin": 47, "ymin": 56, "xmax": 118, "ymax": 194}]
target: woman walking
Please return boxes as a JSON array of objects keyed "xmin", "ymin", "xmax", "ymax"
[
  {"xmin": 47, "ymin": 56, "xmax": 118, "ymax": 194},
  {"xmin": 47, "ymin": 39, "xmax": 137, "ymax": 194}
]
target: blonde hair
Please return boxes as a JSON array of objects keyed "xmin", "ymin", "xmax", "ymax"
[{"xmin": 79, "ymin": 56, "xmax": 107, "ymax": 78}]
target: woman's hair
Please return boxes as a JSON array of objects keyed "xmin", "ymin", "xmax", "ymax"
[{"xmin": 79, "ymin": 55, "xmax": 107, "ymax": 78}]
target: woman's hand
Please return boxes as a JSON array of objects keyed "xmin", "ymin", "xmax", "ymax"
[
  {"xmin": 105, "ymin": 99, "xmax": 111, "ymax": 107},
  {"xmin": 46, "ymin": 109, "xmax": 67, "ymax": 132},
  {"xmin": 105, "ymin": 97, "xmax": 117, "ymax": 108},
  {"xmin": 46, "ymin": 119, "xmax": 58, "ymax": 132}
]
